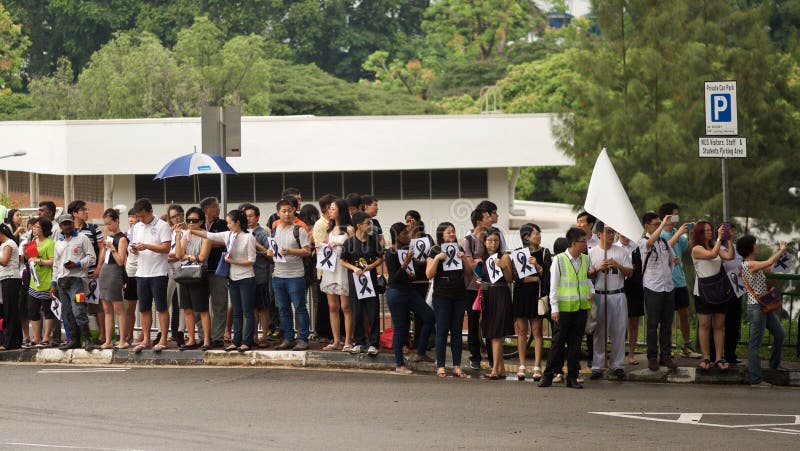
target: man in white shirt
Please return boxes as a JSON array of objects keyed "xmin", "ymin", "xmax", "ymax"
[
  {"xmin": 129, "ymin": 198, "xmax": 172, "ymax": 353},
  {"xmin": 589, "ymin": 222, "xmax": 632, "ymax": 380},
  {"xmin": 638, "ymin": 212, "xmax": 677, "ymax": 371},
  {"xmin": 577, "ymin": 211, "xmax": 600, "ymax": 251}
]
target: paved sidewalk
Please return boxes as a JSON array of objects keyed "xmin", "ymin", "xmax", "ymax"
[{"xmin": 1, "ymin": 341, "xmax": 798, "ymax": 387}]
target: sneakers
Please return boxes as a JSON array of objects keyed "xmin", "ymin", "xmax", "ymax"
[
  {"xmin": 274, "ymin": 340, "xmax": 296, "ymax": 350},
  {"xmin": 367, "ymin": 346, "xmax": 379, "ymax": 356},
  {"xmin": 681, "ymin": 344, "xmax": 701, "ymax": 359},
  {"xmin": 613, "ymin": 368, "xmax": 626, "ymax": 380},
  {"xmin": 750, "ymin": 381, "xmax": 773, "ymax": 388},
  {"xmin": 590, "ymin": 370, "xmax": 604, "ymax": 380},
  {"xmin": 350, "ymin": 345, "xmax": 364, "ymax": 354},
  {"xmin": 469, "ymin": 360, "xmax": 481, "ymax": 370},
  {"xmin": 292, "ymin": 340, "xmax": 309, "ymax": 351}
]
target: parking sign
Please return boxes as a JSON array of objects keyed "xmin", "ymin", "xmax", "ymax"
[{"xmin": 705, "ymin": 81, "xmax": 737, "ymax": 135}]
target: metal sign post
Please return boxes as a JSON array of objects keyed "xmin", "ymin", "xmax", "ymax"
[
  {"xmin": 703, "ymin": 81, "xmax": 739, "ymax": 222},
  {"xmin": 202, "ymin": 106, "xmax": 241, "ymax": 214}
]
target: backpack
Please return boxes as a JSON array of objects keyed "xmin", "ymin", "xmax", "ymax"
[{"xmin": 292, "ymin": 225, "xmax": 316, "ymax": 285}]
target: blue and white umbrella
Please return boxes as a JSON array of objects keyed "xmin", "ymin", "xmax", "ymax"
[{"xmin": 154, "ymin": 152, "xmax": 238, "ymax": 180}]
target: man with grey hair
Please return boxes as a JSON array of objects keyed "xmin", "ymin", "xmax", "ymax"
[{"xmin": 201, "ymin": 196, "xmax": 229, "ymax": 348}]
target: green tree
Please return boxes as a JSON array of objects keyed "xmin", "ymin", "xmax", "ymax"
[
  {"xmin": 0, "ymin": 1, "xmax": 29, "ymax": 91},
  {"xmin": 28, "ymin": 57, "xmax": 77, "ymax": 119},
  {"xmin": 361, "ymin": 50, "xmax": 435, "ymax": 98}
]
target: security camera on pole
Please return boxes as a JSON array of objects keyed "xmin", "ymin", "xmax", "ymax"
[
  {"xmin": 700, "ymin": 81, "xmax": 745, "ymax": 222},
  {"xmin": 202, "ymin": 106, "xmax": 241, "ymax": 214}
]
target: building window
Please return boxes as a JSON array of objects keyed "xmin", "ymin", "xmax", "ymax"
[
  {"xmin": 314, "ymin": 172, "xmax": 342, "ymax": 199},
  {"xmin": 373, "ymin": 171, "xmax": 401, "ymax": 200},
  {"xmin": 7, "ymin": 171, "xmax": 28, "ymax": 193},
  {"xmin": 284, "ymin": 173, "xmax": 313, "ymax": 200},
  {"xmin": 459, "ymin": 169, "xmax": 488, "ymax": 198},
  {"xmin": 39, "ymin": 174, "xmax": 63, "ymax": 198},
  {"xmin": 343, "ymin": 171, "xmax": 372, "ymax": 197},
  {"xmin": 402, "ymin": 170, "xmax": 430, "ymax": 200},
  {"xmin": 255, "ymin": 173, "xmax": 283, "ymax": 203},
  {"xmin": 431, "ymin": 170, "xmax": 460, "ymax": 199},
  {"xmin": 227, "ymin": 174, "xmax": 254, "ymax": 204},
  {"xmin": 134, "ymin": 175, "xmax": 164, "ymax": 204},
  {"xmin": 165, "ymin": 177, "xmax": 195, "ymax": 204}
]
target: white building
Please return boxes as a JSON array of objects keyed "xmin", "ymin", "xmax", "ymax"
[{"xmin": 0, "ymin": 114, "xmax": 572, "ymax": 239}]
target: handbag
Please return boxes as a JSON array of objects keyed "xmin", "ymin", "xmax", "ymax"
[
  {"xmin": 537, "ymin": 281, "xmax": 549, "ymax": 316},
  {"xmin": 375, "ymin": 273, "xmax": 387, "ymax": 295},
  {"xmin": 471, "ymin": 287, "xmax": 483, "ymax": 311},
  {"xmin": 742, "ymin": 266, "xmax": 782, "ymax": 313},
  {"xmin": 214, "ymin": 233, "xmax": 235, "ymax": 278},
  {"xmin": 174, "ymin": 258, "xmax": 207, "ymax": 285},
  {"xmin": 697, "ymin": 264, "xmax": 734, "ymax": 305}
]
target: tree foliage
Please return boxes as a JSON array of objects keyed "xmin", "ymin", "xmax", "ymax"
[{"xmin": 0, "ymin": 1, "xmax": 29, "ymax": 92}]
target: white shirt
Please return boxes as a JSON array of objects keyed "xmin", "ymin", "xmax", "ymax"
[
  {"xmin": 131, "ymin": 217, "xmax": 172, "ymax": 278},
  {"xmin": 589, "ymin": 245, "xmax": 630, "ymax": 291},
  {"xmin": 638, "ymin": 235, "xmax": 675, "ymax": 293},
  {"xmin": 206, "ymin": 231, "xmax": 257, "ymax": 281}
]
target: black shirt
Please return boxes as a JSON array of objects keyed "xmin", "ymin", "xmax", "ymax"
[
  {"xmin": 385, "ymin": 247, "xmax": 414, "ymax": 289},
  {"xmin": 428, "ymin": 244, "xmax": 467, "ymax": 300},
  {"xmin": 204, "ymin": 218, "xmax": 228, "ymax": 272}
]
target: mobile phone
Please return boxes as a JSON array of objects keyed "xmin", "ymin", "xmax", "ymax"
[
  {"xmin": 179, "ymin": 222, "xmax": 188, "ymax": 228},
  {"xmin": 473, "ymin": 261, "xmax": 485, "ymax": 280},
  {"xmin": 671, "ymin": 215, "xmax": 679, "ymax": 223},
  {"xmin": 721, "ymin": 223, "xmax": 731, "ymax": 241},
  {"xmin": 686, "ymin": 223, "xmax": 694, "ymax": 232}
]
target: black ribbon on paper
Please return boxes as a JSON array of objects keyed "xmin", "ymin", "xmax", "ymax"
[
  {"xmin": 86, "ymin": 280, "xmax": 98, "ymax": 302},
  {"xmin": 271, "ymin": 240, "xmax": 283, "ymax": 259},
  {"xmin": 488, "ymin": 258, "xmax": 501, "ymax": 279},
  {"xmin": 729, "ymin": 273, "xmax": 744, "ymax": 292},
  {"xmin": 415, "ymin": 239, "xmax": 427, "ymax": 258},
  {"xmin": 776, "ymin": 255, "xmax": 789, "ymax": 270},
  {"xmin": 358, "ymin": 273, "xmax": 373, "ymax": 295},
  {"xmin": 445, "ymin": 245, "xmax": 458, "ymax": 267},
  {"xmin": 516, "ymin": 252, "xmax": 533, "ymax": 274},
  {"xmin": 320, "ymin": 246, "xmax": 335, "ymax": 268}
]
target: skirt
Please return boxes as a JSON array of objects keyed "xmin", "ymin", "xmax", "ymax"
[
  {"xmin": 99, "ymin": 264, "xmax": 124, "ymax": 301},
  {"xmin": 481, "ymin": 284, "xmax": 514, "ymax": 340},
  {"xmin": 512, "ymin": 281, "xmax": 548, "ymax": 319},
  {"xmin": 320, "ymin": 262, "xmax": 349, "ymax": 296},
  {"xmin": 695, "ymin": 295, "xmax": 729, "ymax": 315}
]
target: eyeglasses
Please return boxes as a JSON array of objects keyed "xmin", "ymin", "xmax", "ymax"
[
  {"xmin": 170, "ymin": 214, "xmax": 184, "ymax": 220},
  {"xmin": 187, "ymin": 218, "xmax": 202, "ymax": 224},
  {"xmin": 648, "ymin": 222, "xmax": 662, "ymax": 227}
]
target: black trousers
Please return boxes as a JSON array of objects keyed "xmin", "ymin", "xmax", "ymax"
[
  {"xmin": 466, "ymin": 290, "xmax": 492, "ymax": 363},
  {"xmin": 544, "ymin": 309, "xmax": 588, "ymax": 380},
  {"xmin": 710, "ymin": 296, "xmax": 742, "ymax": 361},
  {"xmin": 313, "ymin": 281, "xmax": 333, "ymax": 340}
]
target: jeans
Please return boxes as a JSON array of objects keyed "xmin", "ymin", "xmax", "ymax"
[
  {"xmin": 434, "ymin": 296, "xmax": 467, "ymax": 368},
  {"xmin": 273, "ymin": 277, "xmax": 309, "ymax": 342},
  {"xmin": 229, "ymin": 277, "xmax": 256, "ymax": 347},
  {"xmin": 747, "ymin": 303, "xmax": 785, "ymax": 384},
  {"xmin": 59, "ymin": 277, "xmax": 88, "ymax": 329},
  {"xmin": 544, "ymin": 309, "xmax": 587, "ymax": 380},
  {"xmin": 644, "ymin": 288, "xmax": 674, "ymax": 359},
  {"xmin": 386, "ymin": 286, "xmax": 434, "ymax": 367}
]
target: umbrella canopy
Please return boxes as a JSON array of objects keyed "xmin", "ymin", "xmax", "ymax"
[{"xmin": 154, "ymin": 152, "xmax": 238, "ymax": 180}]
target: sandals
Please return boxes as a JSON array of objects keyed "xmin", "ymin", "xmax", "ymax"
[
  {"xmin": 237, "ymin": 345, "xmax": 251, "ymax": 353},
  {"xmin": 396, "ymin": 366, "xmax": 413, "ymax": 375},
  {"xmin": 153, "ymin": 344, "xmax": 166, "ymax": 353},
  {"xmin": 699, "ymin": 359, "xmax": 713, "ymax": 370},
  {"xmin": 322, "ymin": 343, "xmax": 342, "ymax": 351},
  {"xmin": 517, "ymin": 365, "xmax": 526, "ymax": 381},
  {"xmin": 553, "ymin": 373, "xmax": 563, "ymax": 383},
  {"xmin": 115, "ymin": 342, "xmax": 130, "ymax": 350},
  {"xmin": 225, "ymin": 344, "xmax": 239, "ymax": 352},
  {"xmin": 133, "ymin": 343, "xmax": 149, "ymax": 354},
  {"xmin": 532, "ymin": 366, "xmax": 542, "ymax": 381},
  {"xmin": 714, "ymin": 359, "xmax": 730, "ymax": 371},
  {"xmin": 100, "ymin": 343, "xmax": 114, "ymax": 350},
  {"xmin": 341, "ymin": 345, "xmax": 352, "ymax": 353},
  {"xmin": 627, "ymin": 357, "xmax": 639, "ymax": 365},
  {"xmin": 483, "ymin": 373, "xmax": 501, "ymax": 380},
  {"xmin": 453, "ymin": 367, "xmax": 468, "ymax": 379},
  {"xmin": 201, "ymin": 343, "xmax": 211, "ymax": 351},
  {"xmin": 436, "ymin": 367, "xmax": 447, "ymax": 378}
]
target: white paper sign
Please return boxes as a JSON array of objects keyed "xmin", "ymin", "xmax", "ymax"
[
  {"xmin": 268, "ymin": 237, "xmax": 286, "ymax": 263},
  {"xmin": 441, "ymin": 243, "xmax": 462, "ymax": 271},
  {"xmin": 84, "ymin": 279, "xmax": 100, "ymax": 305},
  {"xmin": 398, "ymin": 249, "xmax": 415, "ymax": 276},
  {"xmin": 727, "ymin": 269, "xmax": 746, "ymax": 298},
  {"xmin": 29, "ymin": 260, "xmax": 40, "ymax": 286},
  {"xmin": 411, "ymin": 238, "xmax": 430, "ymax": 259},
  {"xmin": 105, "ymin": 236, "xmax": 114, "ymax": 264},
  {"xmin": 772, "ymin": 253, "xmax": 792, "ymax": 274},
  {"xmin": 486, "ymin": 253, "xmax": 503, "ymax": 284},
  {"xmin": 512, "ymin": 248, "xmax": 538, "ymax": 278},
  {"xmin": 51, "ymin": 297, "xmax": 62, "ymax": 319},
  {"xmin": 353, "ymin": 270, "xmax": 376, "ymax": 300},
  {"xmin": 316, "ymin": 245, "xmax": 338, "ymax": 272}
]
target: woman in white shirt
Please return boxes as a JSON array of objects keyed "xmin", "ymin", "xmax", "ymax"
[
  {"xmin": 190, "ymin": 209, "xmax": 256, "ymax": 352},
  {"xmin": 690, "ymin": 221, "xmax": 735, "ymax": 371},
  {"xmin": 0, "ymin": 223, "xmax": 23, "ymax": 350},
  {"xmin": 319, "ymin": 199, "xmax": 354, "ymax": 351}
]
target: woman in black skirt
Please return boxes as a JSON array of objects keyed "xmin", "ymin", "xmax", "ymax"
[
  {"xmin": 512, "ymin": 223, "xmax": 551, "ymax": 381},
  {"xmin": 478, "ymin": 229, "xmax": 514, "ymax": 379}
]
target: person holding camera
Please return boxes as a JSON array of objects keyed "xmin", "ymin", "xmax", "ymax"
[{"xmin": 690, "ymin": 221, "xmax": 736, "ymax": 371}]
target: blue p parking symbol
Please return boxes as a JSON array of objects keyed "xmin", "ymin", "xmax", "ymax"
[{"xmin": 711, "ymin": 94, "xmax": 731, "ymax": 122}]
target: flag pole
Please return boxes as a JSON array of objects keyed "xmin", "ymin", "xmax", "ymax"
[{"xmin": 604, "ymin": 246, "xmax": 609, "ymax": 372}]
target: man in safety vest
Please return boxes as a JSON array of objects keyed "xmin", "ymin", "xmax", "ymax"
[{"xmin": 539, "ymin": 227, "xmax": 594, "ymax": 389}]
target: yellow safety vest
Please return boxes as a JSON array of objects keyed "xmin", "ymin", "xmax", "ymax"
[{"xmin": 555, "ymin": 252, "xmax": 592, "ymax": 312}]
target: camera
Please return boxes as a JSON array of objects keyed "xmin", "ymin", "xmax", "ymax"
[{"xmin": 789, "ymin": 187, "xmax": 800, "ymax": 197}]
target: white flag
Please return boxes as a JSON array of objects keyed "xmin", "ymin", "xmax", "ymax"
[{"xmin": 584, "ymin": 148, "xmax": 643, "ymax": 241}]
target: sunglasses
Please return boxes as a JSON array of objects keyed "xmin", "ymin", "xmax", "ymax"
[{"xmin": 187, "ymin": 218, "xmax": 202, "ymax": 224}]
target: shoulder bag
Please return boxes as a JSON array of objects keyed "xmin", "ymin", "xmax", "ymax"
[
  {"xmin": 742, "ymin": 265, "xmax": 782, "ymax": 313},
  {"xmin": 697, "ymin": 263, "xmax": 735, "ymax": 305}
]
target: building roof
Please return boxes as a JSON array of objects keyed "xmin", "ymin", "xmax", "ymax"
[{"xmin": 0, "ymin": 114, "xmax": 571, "ymax": 176}]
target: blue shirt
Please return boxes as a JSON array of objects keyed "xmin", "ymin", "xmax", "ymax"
[{"xmin": 661, "ymin": 229, "xmax": 688, "ymax": 288}]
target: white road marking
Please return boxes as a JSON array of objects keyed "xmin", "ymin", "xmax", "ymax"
[
  {"xmin": 0, "ymin": 442, "xmax": 143, "ymax": 450},
  {"xmin": 38, "ymin": 367, "xmax": 129, "ymax": 374},
  {"xmin": 590, "ymin": 412, "xmax": 800, "ymax": 431},
  {"xmin": 749, "ymin": 428, "xmax": 800, "ymax": 435}
]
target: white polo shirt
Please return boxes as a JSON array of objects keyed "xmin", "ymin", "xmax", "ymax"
[{"xmin": 131, "ymin": 216, "xmax": 172, "ymax": 278}]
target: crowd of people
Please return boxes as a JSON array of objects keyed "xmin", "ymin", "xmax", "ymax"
[{"xmin": 0, "ymin": 194, "xmax": 789, "ymax": 387}]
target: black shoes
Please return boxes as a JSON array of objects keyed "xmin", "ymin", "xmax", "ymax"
[
  {"xmin": 590, "ymin": 370, "xmax": 603, "ymax": 380},
  {"xmin": 613, "ymin": 368, "xmax": 626, "ymax": 380},
  {"xmin": 566, "ymin": 378, "xmax": 584, "ymax": 389},
  {"xmin": 538, "ymin": 376, "xmax": 553, "ymax": 387},
  {"xmin": 659, "ymin": 356, "xmax": 678, "ymax": 370}
]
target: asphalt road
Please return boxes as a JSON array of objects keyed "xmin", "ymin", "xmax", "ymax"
[{"xmin": 0, "ymin": 364, "xmax": 798, "ymax": 450}]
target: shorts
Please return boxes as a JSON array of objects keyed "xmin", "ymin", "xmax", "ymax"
[
  {"xmin": 27, "ymin": 293, "xmax": 56, "ymax": 321},
  {"xmin": 673, "ymin": 286, "xmax": 690, "ymax": 310},
  {"xmin": 254, "ymin": 283, "xmax": 268, "ymax": 310},
  {"xmin": 695, "ymin": 295, "xmax": 728, "ymax": 315},
  {"xmin": 137, "ymin": 276, "xmax": 169, "ymax": 313},
  {"xmin": 178, "ymin": 282, "xmax": 210, "ymax": 312}
]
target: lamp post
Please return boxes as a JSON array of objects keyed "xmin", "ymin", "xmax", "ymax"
[{"xmin": 0, "ymin": 150, "xmax": 26, "ymax": 159}]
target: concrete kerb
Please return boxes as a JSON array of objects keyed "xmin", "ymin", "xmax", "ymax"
[{"xmin": 1, "ymin": 348, "xmax": 798, "ymax": 386}]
